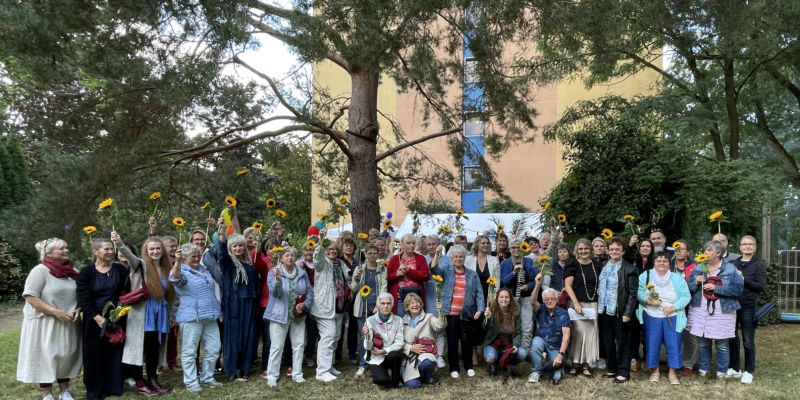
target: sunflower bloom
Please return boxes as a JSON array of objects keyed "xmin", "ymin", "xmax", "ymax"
[
  {"xmin": 623, "ymin": 214, "xmax": 635, "ymax": 221},
  {"xmin": 172, "ymin": 217, "xmax": 185, "ymax": 227},
  {"xmin": 646, "ymin": 283, "xmax": 654, "ymax": 290},
  {"xmin": 336, "ymin": 207, "xmax": 343, "ymax": 213},
  {"xmin": 557, "ymin": 214, "xmax": 567, "ymax": 223},
  {"xmin": 380, "ymin": 260, "xmax": 389, "ymax": 266},
  {"xmin": 252, "ymin": 221, "xmax": 264, "ymax": 231},
  {"xmin": 696, "ymin": 254, "xmax": 708, "ymax": 263},
  {"xmin": 359, "ymin": 285, "xmax": 371, "ymax": 297},
  {"xmin": 357, "ymin": 232, "xmax": 368, "ymax": 240},
  {"xmin": 456, "ymin": 209, "xmax": 464, "ymax": 216},
  {"xmin": 497, "ymin": 224, "xmax": 504, "ymax": 233},
  {"xmin": 98, "ymin": 198, "xmax": 114, "ymax": 209},
  {"xmin": 83, "ymin": 226, "xmax": 97, "ymax": 235},
  {"xmin": 201, "ymin": 201, "xmax": 210, "ymax": 210},
  {"xmin": 266, "ymin": 198, "xmax": 277, "ymax": 208},
  {"xmin": 306, "ymin": 240, "xmax": 317, "ymax": 249},
  {"xmin": 672, "ymin": 241, "xmax": 682, "ymax": 249},
  {"xmin": 709, "ymin": 211, "xmax": 723, "ymax": 221},
  {"xmin": 117, "ymin": 306, "xmax": 131, "ymax": 318},
  {"xmin": 601, "ymin": 229, "xmax": 613, "ymax": 240},
  {"xmin": 544, "ymin": 202, "xmax": 551, "ymax": 210},
  {"xmin": 537, "ymin": 255, "xmax": 550, "ymax": 263},
  {"xmin": 149, "ymin": 192, "xmax": 161, "ymax": 200},
  {"xmin": 383, "ymin": 220, "xmax": 393, "ymax": 229},
  {"xmin": 519, "ymin": 242, "xmax": 531, "ymax": 253},
  {"xmin": 276, "ymin": 209, "xmax": 287, "ymax": 219},
  {"xmin": 431, "ymin": 275, "xmax": 443, "ymax": 283},
  {"xmin": 320, "ymin": 212, "xmax": 331, "ymax": 220},
  {"xmin": 236, "ymin": 169, "xmax": 248, "ymax": 176},
  {"xmin": 273, "ymin": 246, "xmax": 283, "ymax": 253},
  {"xmin": 338, "ymin": 196, "xmax": 348, "ymax": 205},
  {"xmin": 225, "ymin": 196, "xmax": 237, "ymax": 207},
  {"xmin": 486, "ymin": 277, "xmax": 498, "ymax": 286}
]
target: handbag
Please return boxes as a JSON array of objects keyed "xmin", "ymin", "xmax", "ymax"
[
  {"xmin": 704, "ymin": 276, "xmax": 723, "ymax": 315},
  {"xmin": 101, "ymin": 321, "xmax": 126, "ymax": 345},
  {"xmin": 372, "ymin": 332, "xmax": 384, "ymax": 349},
  {"xmin": 293, "ymin": 294, "xmax": 308, "ymax": 318},
  {"xmin": 556, "ymin": 290, "xmax": 570, "ymax": 309},
  {"xmin": 413, "ymin": 337, "xmax": 438, "ymax": 354},
  {"xmin": 119, "ymin": 279, "xmax": 150, "ymax": 305}
]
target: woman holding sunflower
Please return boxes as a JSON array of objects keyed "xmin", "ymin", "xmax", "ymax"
[
  {"xmin": 500, "ymin": 238, "xmax": 539, "ymax": 351},
  {"xmin": 349, "ymin": 246, "xmax": 388, "ymax": 376},
  {"xmin": 241, "ymin": 226, "xmax": 272, "ymax": 378},
  {"xmin": 482, "ymin": 288, "xmax": 527, "ymax": 379},
  {"xmin": 213, "ymin": 219, "xmax": 261, "ymax": 382},
  {"xmin": 636, "ymin": 252, "xmax": 691, "ymax": 384}
]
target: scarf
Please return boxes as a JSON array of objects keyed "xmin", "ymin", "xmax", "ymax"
[
  {"xmin": 597, "ymin": 260, "xmax": 620, "ymax": 316},
  {"xmin": 280, "ymin": 264, "xmax": 299, "ymax": 320},
  {"xmin": 513, "ymin": 256, "xmax": 525, "ymax": 301},
  {"xmin": 409, "ymin": 313, "xmax": 422, "ymax": 328},
  {"xmin": 378, "ymin": 312, "xmax": 390, "ymax": 323},
  {"xmin": 653, "ymin": 269, "xmax": 671, "ymax": 287},
  {"xmin": 232, "ymin": 257, "xmax": 249, "ymax": 285},
  {"xmin": 332, "ymin": 258, "xmax": 346, "ymax": 312},
  {"xmin": 42, "ymin": 257, "xmax": 78, "ymax": 280}
]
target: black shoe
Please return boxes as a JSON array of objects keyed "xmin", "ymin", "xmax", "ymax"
[
  {"xmin": 552, "ymin": 379, "xmax": 560, "ymax": 386},
  {"xmin": 426, "ymin": 378, "xmax": 439, "ymax": 387},
  {"xmin": 489, "ymin": 364, "xmax": 497, "ymax": 377}
]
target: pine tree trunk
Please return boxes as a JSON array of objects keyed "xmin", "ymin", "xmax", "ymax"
[{"xmin": 347, "ymin": 67, "xmax": 381, "ymax": 234}]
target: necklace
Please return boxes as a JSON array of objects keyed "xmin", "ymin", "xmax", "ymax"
[{"xmin": 579, "ymin": 260, "xmax": 598, "ymax": 301}]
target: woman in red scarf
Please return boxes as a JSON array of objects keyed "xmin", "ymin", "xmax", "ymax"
[{"xmin": 18, "ymin": 238, "xmax": 81, "ymax": 400}]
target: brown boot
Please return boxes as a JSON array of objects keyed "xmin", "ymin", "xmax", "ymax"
[
  {"xmin": 134, "ymin": 381, "xmax": 158, "ymax": 397},
  {"xmin": 146, "ymin": 376, "xmax": 168, "ymax": 395}
]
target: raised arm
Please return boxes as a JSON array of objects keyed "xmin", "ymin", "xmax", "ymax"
[
  {"xmin": 530, "ymin": 273, "xmax": 543, "ymax": 312},
  {"xmin": 111, "ymin": 231, "xmax": 141, "ymax": 271}
]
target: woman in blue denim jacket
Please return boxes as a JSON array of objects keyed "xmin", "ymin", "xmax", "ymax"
[
  {"xmin": 687, "ymin": 240, "xmax": 743, "ymax": 379},
  {"xmin": 431, "ymin": 244, "xmax": 485, "ymax": 378}
]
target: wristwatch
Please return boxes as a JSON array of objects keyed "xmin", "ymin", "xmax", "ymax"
[{"xmin": 559, "ymin": 351, "xmax": 565, "ymax": 357}]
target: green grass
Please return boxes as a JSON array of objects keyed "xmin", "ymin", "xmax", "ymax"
[{"xmin": 2, "ymin": 324, "xmax": 799, "ymax": 399}]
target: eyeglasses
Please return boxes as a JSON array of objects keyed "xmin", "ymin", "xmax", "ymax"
[{"xmin": 543, "ymin": 298, "xmax": 557, "ymax": 302}]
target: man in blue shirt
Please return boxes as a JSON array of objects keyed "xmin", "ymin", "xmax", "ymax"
[{"xmin": 528, "ymin": 273, "xmax": 571, "ymax": 385}]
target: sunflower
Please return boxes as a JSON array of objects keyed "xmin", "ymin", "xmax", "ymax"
[
  {"xmin": 338, "ymin": 196, "xmax": 348, "ymax": 205},
  {"xmin": 265, "ymin": 198, "xmax": 277, "ymax": 208},
  {"xmin": 672, "ymin": 241, "xmax": 682, "ymax": 249},
  {"xmin": 695, "ymin": 254, "xmax": 708, "ymax": 263},
  {"xmin": 380, "ymin": 260, "xmax": 389, "ymax": 266},
  {"xmin": 557, "ymin": 214, "xmax": 567, "ymax": 223},
  {"xmin": 544, "ymin": 201, "xmax": 551, "ymax": 210},
  {"xmin": 83, "ymin": 226, "xmax": 97, "ymax": 235},
  {"xmin": 236, "ymin": 169, "xmax": 248, "ymax": 176},
  {"xmin": 623, "ymin": 214, "xmax": 635, "ymax": 221},
  {"xmin": 275, "ymin": 209, "xmax": 287, "ymax": 219},
  {"xmin": 383, "ymin": 219, "xmax": 393, "ymax": 229},
  {"xmin": 320, "ymin": 212, "xmax": 331, "ymax": 220},
  {"xmin": 456, "ymin": 209, "xmax": 464, "ymax": 216},
  {"xmin": 536, "ymin": 255, "xmax": 550, "ymax": 263},
  {"xmin": 117, "ymin": 306, "xmax": 131, "ymax": 318},
  {"xmin": 601, "ymin": 229, "xmax": 613, "ymax": 239},
  {"xmin": 359, "ymin": 285, "xmax": 371, "ymax": 297},
  {"xmin": 306, "ymin": 240, "xmax": 317, "ymax": 249},
  {"xmin": 172, "ymin": 217, "xmax": 186, "ymax": 227},
  {"xmin": 708, "ymin": 211, "xmax": 723, "ymax": 221},
  {"xmin": 497, "ymin": 224, "xmax": 504, "ymax": 233},
  {"xmin": 98, "ymin": 198, "xmax": 114, "ymax": 209},
  {"xmin": 201, "ymin": 201, "xmax": 210, "ymax": 210},
  {"xmin": 646, "ymin": 283, "xmax": 654, "ymax": 290},
  {"xmin": 431, "ymin": 275, "xmax": 443, "ymax": 283},
  {"xmin": 225, "ymin": 196, "xmax": 237, "ymax": 207},
  {"xmin": 336, "ymin": 207, "xmax": 343, "ymax": 213},
  {"xmin": 486, "ymin": 277, "xmax": 498, "ymax": 286},
  {"xmin": 357, "ymin": 232, "xmax": 368, "ymax": 240},
  {"xmin": 252, "ymin": 221, "xmax": 264, "ymax": 231},
  {"xmin": 519, "ymin": 242, "xmax": 531, "ymax": 253},
  {"xmin": 273, "ymin": 246, "xmax": 284, "ymax": 253},
  {"xmin": 149, "ymin": 192, "xmax": 161, "ymax": 200}
]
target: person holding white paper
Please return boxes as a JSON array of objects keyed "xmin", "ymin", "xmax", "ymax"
[{"xmin": 563, "ymin": 238, "xmax": 603, "ymax": 377}]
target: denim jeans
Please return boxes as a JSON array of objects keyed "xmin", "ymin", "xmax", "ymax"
[
  {"xmin": 698, "ymin": 337, "xmax": 729, "ymax": 374},
  {"xmin": 179, "ymin": 319, "xmax": 221, "ymax": 387},
  {"xmin": 404, "ymin": 359, "xmax": 436, "ymax": 388},
  {"xmin": 483, "ymin": 344, "xmax": 528, "ymax": 364},
  {"xmin": 356, "ymin": 316, "xmax": 367, "ymax": 367},
  {"xmin": 530, "ymin": 336, "xmax": 563, "ymax": 382},
  {"xmin": 730, "ymin": 306, "xmax": 756, "ymax": 373}
]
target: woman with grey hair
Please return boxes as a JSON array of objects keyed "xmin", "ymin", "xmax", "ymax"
[
  {"xmin": 169, "ymin": 243, "xmax": 223, "ymax": 392},
  {"xmin": 363, "ymin": 292, "xmax": 405, "ymax": 388},
  {"xmin": 18, "ymin": 238, "xmax": 81, "ymax": 400},
  {"xmin": 214, "ymin": 220, "xmax": 260, "ymax": 381},
  {"xmin": 388, "ymin": 233, "xmax": 429, "ymax": 316},
  {"xmin": 432, "ymin": 244, "xmax": 485, "ymax": 378},
  {"xmin": 264, "ymin": 246, "xmax": 313, "ymax": 387},
  {"xmin": 687, "ymin": 240, "xmax": 743, "ymax": 379}
]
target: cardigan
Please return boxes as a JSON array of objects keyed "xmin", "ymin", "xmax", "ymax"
[
  {"xmin": 169, "ymin": 264, "xmax": 222, "ymax": 323},
  {"xmin": 387, "ymin": 253, "xmax": 429, "ymax": 313}
]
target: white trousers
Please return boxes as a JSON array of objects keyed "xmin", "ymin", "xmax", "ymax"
[
  {"xmin": 315, "ymin": 313, "xmax": 344, "ymax": 376},
  {"xmin": 267, "ymin": 317, "xmax": 306, "ymax": 382}
]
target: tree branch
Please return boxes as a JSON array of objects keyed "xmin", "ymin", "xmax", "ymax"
[
  {"xmin": 376, "ymin": 126, "xmax": 462, "ymax": 161},
  {"xmin": 160, "ymin": 115, "xmax": 298, "ymax": 157},
  {"xmin": 246, "ymin": 15, "xmax": 350, "ymax": 71}
]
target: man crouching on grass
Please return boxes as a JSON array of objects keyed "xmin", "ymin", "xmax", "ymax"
[{"xmin": 529, "ymin": 273, "xmax": 571, "ymax": 385}]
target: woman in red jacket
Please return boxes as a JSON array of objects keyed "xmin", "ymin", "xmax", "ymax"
[{"xmin": 388, "ymin": 234, "xmax": 429, "ymax": 316}]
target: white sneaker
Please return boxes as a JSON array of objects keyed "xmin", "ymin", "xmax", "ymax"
[
  {"xmin": 450, "ymin": 371, "xmax": 459, "ymax": 379},
  {"xmin": 437, "ymin": 357, "xmax": 446, "ymax": 368},
  {"xmin": 329, "ymin": 367, "xmax": 341, "ymax": 376},
  {"xmin": 43, "ymin": 394, "xmax": 54, "ymax": 400},
  {"xmin": 124, "ymin": 378, "xmax": 136, "ymax": 387},
  {"xmin": 699, "ymin": 370, "xmax": 708, "ymax": 377},
  {"xmin": 355, "ymin": 367, "xmax": 365, "ymax": 377},
  {"xmin": 726, "ymin": 368, "xmax": 743, "ymax": 378},
  {"xmin": 741, "ymin": 372, "xmax": 753, "ymax": 384},
  {"xmin": 58, "ymin": 391, "xmax": 74, "ymax": 400},
  {"xmin": 267, "ymin": 378, "xmax": 277, "ymax": 388},
  {"xmin": 717, "ymin": 371, "xmax": 727, "ymax": 379},
  {"xmin": 528, "ymin": 371, "xmax": 540, "ymax": 383},
  {"xmin": 315, "ymin": 372, "xmax": 337, "ymax": 382},
  {"xmin": 467, "ymin": 369, "xmax": 475, "ymax": 377},
  {"xmin": 293, "ymin": 375, "xmax": 305, "ymax": 383}
]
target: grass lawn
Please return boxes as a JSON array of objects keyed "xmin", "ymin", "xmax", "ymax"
[{"xmin": 1, "ymin": 323, "xmax": 799, "ymax": 400}]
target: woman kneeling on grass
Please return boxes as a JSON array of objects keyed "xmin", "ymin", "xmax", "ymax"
[
  {"xmin": 401, "ymin": 293, "xmax": 446, "ymax": 388},
  {"xmin": 363, "ymin": 292, "xmax": 405, "ymax": 388},
  {"xmin": 483, "ymin": 288, "xmax": 527, "ymax": 380},
  {"xmin": 636, "ymin": 251, "xmax": 690, "ymax": 385}
]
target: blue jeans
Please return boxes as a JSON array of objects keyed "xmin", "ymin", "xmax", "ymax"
[
  {"xmin": 483, "ymin": 344, "xmax": 528, "ymax": 364},
  {"xmin": 699, "ymin": 337, "xmax": 729, "ymax": 374},
  {"xmin": 404, "ymin": 359, "xmax": 436, "ymax": 388},
  {"xmin": 730, "ymin": 306, "xmax": 756, "ymax": 373},
  {"xmin": 530, "ymin": 336, "xmax": 563, "ymax": 381},
  {"xmin": 356, "ymin": 316, "xmax": 367, "ymax": 367},
  {"xmin": 643, "ymin": 313, "xmax": 682, "ymax": 369},
  {"xmin": 179, "ymin": 319, "xmax": 221, "ymax": 387}
]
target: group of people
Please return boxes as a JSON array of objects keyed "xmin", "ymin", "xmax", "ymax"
[{"xmin": 17, "ymin": 213, "xmax": 768, "ymax": 399}]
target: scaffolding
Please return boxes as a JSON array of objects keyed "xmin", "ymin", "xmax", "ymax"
[{"xmin": 779, "ymin": 250, "xmax": 800, "ymax": 321}]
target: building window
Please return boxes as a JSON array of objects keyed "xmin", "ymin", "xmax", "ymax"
[
  {"xmin": 464, "ymin": 117, "xmax": 484, "ymax": 137},
  {"xmin": 463, "ymin": 165, "xmax": 483, "ymax": 192},
  {"xmin": 465, "ymin": 58, "xmax": 478, "ymax": 83}
]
